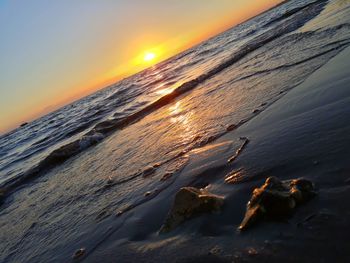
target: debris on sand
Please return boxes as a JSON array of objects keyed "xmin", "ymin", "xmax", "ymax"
[
  {"xmin": 239, "ymin": 177, "xmax": 316, "ymax": 231},
  {"xmin": 72, "ymin": 248, "xmax": 86, "ymax": 259},
  {"xmin": 247, "ymin": 247, "xmax": 258, "ymax": 256},
  {"xmin": 224, "ymin": 169, "xmax": 245, "ymax": 184},
  {"xmin": 160, "ymin": 187, "xmax": 224, "ymax": 233},
  {"xmin": 160, "ymin": 172, "xmax": 173, "ymax": 181},
  {"xmin": 208, "ymin": 245, "xmax": 223, "ymax": 255},
  {"xmin": 144, "ymin": 191, "xmax": 152, "ymax": 197},
  {"xmin": 226, "ymin": 123, "xmax": 237, "ymax": 131},
  {"xmin": 142, "ymin": 166, "xmax": 156, "ymax": 177},
  {"xmin": 228, "ymin": 137, "xmax": 249, "ymax": 163},
  {"xmin": 106, "ymin": 176, "xmax": 114, "ymax": 186}
]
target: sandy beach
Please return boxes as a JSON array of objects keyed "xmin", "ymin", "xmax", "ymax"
[{"xmin": 80, "ymin": 46, "xmax": 350, "ymax": 263}]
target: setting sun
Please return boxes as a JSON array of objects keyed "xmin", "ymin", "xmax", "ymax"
[{"xmin": 144, "ymin": 52, "xmax": 156, "ymax": 62}]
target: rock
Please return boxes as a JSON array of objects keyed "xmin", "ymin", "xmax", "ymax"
[
  {"xmin": 106, "ymin": 176, "xmax": 114, "ymax": 186},
  {"xmin": 160, "ymin": 172, "xmax": 173, "ymax": 181},
  {"xmin": 239, "ymin": 177, "xmax": 316, "ymax": 231},
  {"xmin": 142, "ymin": 166, "xmax": 156, "ymax": 177},
  {"xmin": 153, "ymin": 163, "xmax": 161, "ymax": 168},
  {"xmin": 247, "ymin": 247, "xmax": 258, "ymax": 256},
  {"xmin": 72, "ymin": 248, "xmax": 85, "ymax": 259},
  {"xmin": 116, "ymin": 210, "xmax": 123, "ymax": 217},
  {"xmin": 101, "ymin": 176, "xmax": 115, "ymax": 190},
  {"xmin": 160, "ymin": 187, "xmax": 224, "ymax": 233},
  {"xmin": 226, "ymin": 124, "xmax": 237, "ymax": 131},
  {"xmin": 208, "ymin": 245, "xmax": 222, "ymax": 255},
  {"xmin": 144, "ymin": 191, "xmax": 152, "ymax": 197}
]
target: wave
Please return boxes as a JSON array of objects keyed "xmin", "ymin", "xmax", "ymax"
[
  {"xmin": 0, "ymin": 0, "xmax": 329, "ymax": 199},
  {"xmin": 233, "ymin": 40, "xmax": 350, "ymax": 83},
  {"xmin": 263, "ymin": 0, "xmax": 326, "ymax": 28}
]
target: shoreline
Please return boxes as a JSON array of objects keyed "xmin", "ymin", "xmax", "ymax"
[
  {"xmin": 0, "ymin": 0, "xmax": 328, "ymax": 200},
  {"xmin": 85, "ymin": 46, "xmax": 350, "ymax": 262},
  {"xmin": 1, "ymin": 1, "xmax": 350, "ymax": 261}
]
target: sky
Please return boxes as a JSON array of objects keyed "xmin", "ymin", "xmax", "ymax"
[{"xmin": 0, "ymin": 0, "xmax": 282, "ymax": 134}]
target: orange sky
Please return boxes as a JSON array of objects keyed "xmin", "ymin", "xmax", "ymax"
[{"xmin": 0, "ymin": 0, "xmax": 282, "ymax": 134}]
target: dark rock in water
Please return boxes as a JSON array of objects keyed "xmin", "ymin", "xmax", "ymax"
[
  {"xmin": 142, "ymin": 166, "xmax": 156, "ymax": 177},
  {"xmin": 160, "ymin": 187, "xmax": 224, "ymax": 233},
  {"xmin": 20, "ymin": 122, "xmax": 28, "ymax": 127},
  {"xmin": 144, "ymin": 191, "xmax": 152, "ymax": 197},
  {"xmin": 252, "ymin": 109, "xmax": 261, "ymax": 114},
  {"xmin": 226, "ymin": 124, "xmax": 237, "ymax": 131},
  {"xmin": 153, "ymin": 163, "xmax": 161, "ymax": 168},
  {"xmin": 106, "ymin": 176, "xmax": 114, "ymax": 185},
  {"xmin": 72, "ymin": 248, "xmax": 85, "ymax": 259},
  {"xmin": 239, "ymin": 177, "xmax": 316, "ymax": 231},
  {"xmin": 289, "ymin": 178, "xmax": 316, "ymax": 203},
  {"xmin": 160, "ymin": 172, "xmax": 173, "ymax": 181}
]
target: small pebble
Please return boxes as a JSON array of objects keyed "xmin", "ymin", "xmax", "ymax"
[
  {"xmin": 72, "ymin": 248, "xmax": 85, "ymax": 259},
  {"xmin": 208, "ymin": 245, "xmax": 222, "ymax": 255},
  {"xmin": 153, "ymin": 163, "xmax": 161, "ymax": 168},
  {"xmin": 116, "ymin": 210, "xmax": 123, "ymax": 217},
  {"xmin": 226, "ymin": 124, "xmax": 237, "ymax": 131},
  {"xmin": 160, "ymin": 172, "xmax": 173, "ymax": 181},
  {"xmin": 106, "ymin": 176, "xmax": 114, "ymax": 185},
  {"xmin": 247, "ymin": 247, "xmax": 258, "ymax": 256},
  {"xmin": 142, "ymin": 166, "xmax": 156, "ymax": 177}
]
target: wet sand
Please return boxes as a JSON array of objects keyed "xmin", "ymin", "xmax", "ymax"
[{"xmin": 84, "ymin": 47, "xmax": 350, "ymax": 262}]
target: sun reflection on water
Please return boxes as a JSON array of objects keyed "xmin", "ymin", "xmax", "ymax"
[
  {"xmin": 168, "ymin": 101, "xmax": 196, "ymax": 142},
  {"xmin": 156, "ymin": 86, "xmax": 175, "ymax": 95},
  {"xmin": 169, "ymin": 101, "xmax": 182, "ymax": 115}
]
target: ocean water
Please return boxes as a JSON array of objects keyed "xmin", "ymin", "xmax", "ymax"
[{"xmin": 1, "ymin": 0, "xmax": 350, "ymax": 262}]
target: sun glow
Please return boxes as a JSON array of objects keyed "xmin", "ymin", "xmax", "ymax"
[{"xmin": 144, "ymin": 52, "xmax": 156, "ymax": 62}]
